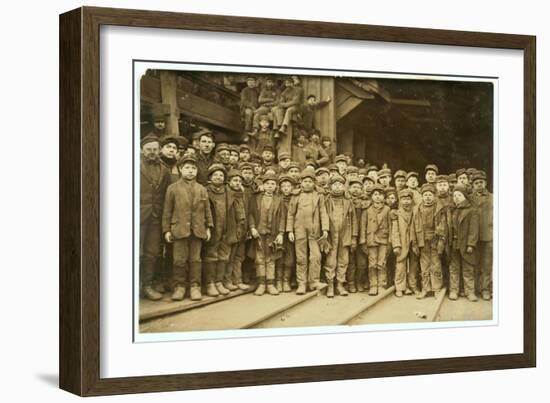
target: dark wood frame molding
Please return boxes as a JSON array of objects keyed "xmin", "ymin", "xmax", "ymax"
[{"xmin": 59, "ymin": 6, "xmax": 536, "ymax": 396}]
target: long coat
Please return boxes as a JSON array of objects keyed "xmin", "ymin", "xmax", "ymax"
[
  {"xmin": 472, "ymin": 191, "xmax": 493, "ymax": 242},
  {"xmin": 324, "ymin": 195, "xmax": 358, "ymax": 247},
  {"xmin": 413, "ymin": 202, "xmax": 447, "ymax": 249},
  {"xmin": 450, "ymin": 200, "xmax": 480, "ymax": 264},
  {"xmin": 286, "ymin": 191, "xmax": 330, "ymax": 240},
  {"xmin": 360, "ymin": 204, "xmax": 391, "ymax": 247},
  {"xmin": 140, "ymin": 158, "xmax": 170, "ymax": 224},
  {"xmin": 162, "ymin": 179, "xmax": 213, "ymax": 240},
  {"xmin": 224, "ymin": 188, "xmax": 247, "ymax": 245},
  {"xmin": 247, "ymin": 193, "xmax": 285, "ymax": 260},
  {"xmin": 390, "ymin": 208, "xmax": 417, "ymax": 262}
]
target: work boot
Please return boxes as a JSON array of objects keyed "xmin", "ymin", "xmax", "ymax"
[
  {"xmin": 143, "ymin": 285, "xmax": 163, "ymax": 301},
  {"xmin": 336, "ymin": 282, "xmax": 348, "ymax": 296},
  {"xmin": 267, "ymin": 281, "xmax": 279, "ymax": 295},
  {"xmin": 255, "ymin": 282, "xmax": 266, "ymax": 296},
  {"xmin": 189, "ymin": 285, "xmax": 202, "ymax": 301},
  {"xmin": 276, "ymin": 280, "xmax": 283, "ymax": 292},
  {"xmin": 171, "ymin": 286, "xmax": 186, "ymax": 301},
  {"xmin": 416, "ymin": 290, "xmax": 427, "ymax": 299},
  {"xmin": 206, "ymin": 282, "xmax": 219, "ymax": 297},
  {"xmin": 395, "ymin": 290, "xmax": 403, "ymax": 298},
  {"xmin": 368, "ymin": 286, "xmax": 378, "ymax": 296},
  {"xmin": 348, "ymin": 282, "xmax": 357, "ymax": 293},
  {"xmin": 223, "ymin": 281, "xmax": 238, "ymax": 291},
  {"xmin": 467, "ymin": 293, "xmax": 478, "ymax": 302},
  {"xmin": 482, "ymin": 290, "xmax": 491, "ymax": 300},
  {"xmin": 356, "ymin": 282, "xmax": 364, "ymax": 292},
  {"xmin": 154, "ymin": 283, "xmax": 166, "ymax": 294},
  {"xmin": 448, "ymin": 291, "xmax": 458, "ymax": 300},
  {"xmin": 326, "ymin": 281, "xmax": 334, "ymax": 298},
  {"xmin": 215, "ymin": 282, "xmax": 230, "ymax": 296},
  {"xmin": 296, "ymin": 283, "xmax": 306, "ymax": 295},
  {"xmin": 404, "ymin": 288, "xmax": 413, "ymax": 295},
  {"xmin": 282, "ymin": 281, "xmax": 291, "ymax": 292},
  {"xmin": 237, "ymin": 283, "xmax": 250, "ymax": 291}
]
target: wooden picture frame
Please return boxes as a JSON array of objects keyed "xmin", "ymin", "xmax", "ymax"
[{"xmin": 59, "ymin": 6, "xmax": 536, "ymax": 396}]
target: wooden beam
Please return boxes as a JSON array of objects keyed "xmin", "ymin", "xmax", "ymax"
[
  {"xmin": 177, "ymin": 90, "xmax": 242, "ymax": 132},
  {"xmin": 337, "ymin": 79, "xmax": 376, "ymax": 100},
  {"xmin": 337, "ymin": 97, "xmax": 363, "ymax": 120},
  {"xmin": 159, "ymin": 71, "xmax": 180, "ymax": 136}
]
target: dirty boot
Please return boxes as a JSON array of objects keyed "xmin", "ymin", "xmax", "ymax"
[
  {"xmin": 267, "ymin": 281, "xmax": 279, "ymax": 295},
  {"xmin": 189, "ymin": 284, "xmax": 202, "ymax": 301},
  {"xmin": 368, "ymin": 286, "xmax": 378, "ymax": 296},
  {"xmin": 336, "ymin": 282, "xmax": 348, "ymax": 296},
  {"xmin": 215, "ymin": 282, "xmax": 230, "ymax": 295},
  {"xmin": 206, "ymin": 282, "xmax": 219, "ymax": 297},
  {"xmin": 255, "ymin": 281, "xmax": 266, "ymax": 296},
  {"xmin": 143, "ymin": 285, "xmax": 163, "ymax": 301},
  {"xmin": 275, "ymin": 280, "xmax": 283, "ymax": 292},
  {"xmin": 171, "ymin": 286, "xmax": 186, "ymax": 301},
  {"xmin": 296, "ymin": 283, "xmax": 306, "ymax": 295},
  {"xmin": 326, "ymin": 281, "xmax": 334, "ymax": 298},
  {"xmin": 237, "ymin": 282, "xmax": 250, "ymax": 291},
  {"xmin": 348, "ymin": 282, "xmax": 357, "ymax": 293},
  {"xmin": 223, "ymin": 281, "xmax": 238, "ymax": 291}
]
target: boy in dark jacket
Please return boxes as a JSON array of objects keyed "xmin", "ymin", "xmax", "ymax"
[
  {"xmin": 449, "ymin": 184, "xmax": 480, "ymax": 301},
  {"xmin": 225, "ymin": 169, "xmax": 250, "ymax": 292},
  {"xmin": 249, "ymin": 173, "xmax": 285, "ymax": 296},
  {"xmin": 323, "ymin": 176, "xmax": 358, "ymax": 297},
  {"xmin": 471, "ymin": 170, "xmax": 493, "ymax": 300},
  {"xmin": 360, "ymin": 184, "xmax": 391, "ymax": 295},
  {"xmin": 276, "ymin": 174, "xmax": 296, "ymax": 292},
  {"xmin": 347, "ymin": 178, "xmax": 370, "ymax": 292},
  {"xmin": 240, "ymin": 76, "xmax": 259, "ymax": 133},
  {"xmin": 162, "ymin": 155, "xmax": 213, "ymax": 301}
]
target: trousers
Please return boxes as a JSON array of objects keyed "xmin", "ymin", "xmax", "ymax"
[
  {"xmin": 295, "ymin": 236, "xmax": 322, "ymax": 286},
  {"xmin": 140, "ymin": 216, "xmax": 162, "ymax": 285},
  {"xmin": 449, "ymin": 248, "xmax": 476, "ymax": 296},
  {"xmin": 172, "ymin": 235, "xmax": 203, "ymax": 287},
  {"xmin": 324, "ymin": 233, "xmax": 349, "ymax": 283},
  {"xmin": 367, "ymin": 245, "xmax": 388, "ymax": 288},
  {"xmin": 419, "ymin": 241, "xmax": 443, "ymax": 292},
  {"xmin": 394, "ymin": 253, "xmax": 420, "ymax": 292}
]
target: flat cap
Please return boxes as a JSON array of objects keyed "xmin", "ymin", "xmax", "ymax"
[
  {"xmin": 385, "ymin": 186, "xmax": 397, "ymax": 197},
  {"xmin": 227, "ymin": 169, "xmax": 243, "ymax": 179},
  {"xmin": 315, "ymin": 167, "xmax": 330, "ymax": 176},
  {"xmin": 238, "ymin": 162, "xmax": 254, "ymax": 171},
  {"xmin": 346, "ymin": 165, "xmax": 359, "ymax": 174},
  {"xmin": 472, "ymin": 170, "xmax": 487, "ymax": 182},
  {"xmin": 420, "ymin": 183, "xmax": 436, "ymax": 194},
  {"xmin": 394, "ymin": 169, "xmax": 407, "ymax": 179},
  {"xmin": 287, "ymin": 161, "xmax": 301, "ymax": 170},
  {"xmin": 330, "ymin": 175, "xmax": 346, "ymax": 185},
  {"xmin": 335, "ymin": 154, "xmax": 348, "ymax": 163},
  {"xmin": 208, "ymin": 163, "xmax": 227, "ymax": 177},
  {"xmin": 300, "ymin": 169, "xmax": 316, "ymax": 180},
  {"xmin": 216, "ymin": 143, "xmax": 230, "ymax": 153},
  {"xmin": 371, "ymin": 184, "xmax": 385, "ymax": 194},
  {"xmin": 348, "ymin": 177, "xmax": 363, "ymax": 187},
  {"xmin": 140, "ymin": 134, "xmax": 160, "ymax": 148},
  {"xmin": 176, "ymin": 154, "xmax": 197, "ymax": 167},
  {"xmin": 425, "ymin": 164, "xmax": 439, "ymax": 174},
  {"xmin": 406, "ymin": 171, "xmax": 419, "ymax": 181},
  {"xmin": 239, "ymin": 144, "xmax": 250, "ymax": 152},
  {"xmin": 399, "ymin": 188, "xmax": 414, "ymax": 199},
  {"xmin": 366, "ymin": 165, "xmax": 379, "ymax": 173},
  {"xmin": 456, "ymin": 168, "xmax": 467, "ymax": 178},
  {"xmin": 262, "ymin": 172, "xmax": 278, "ymax": 183},
  {"xmin": 435, "ymin": 175, "xmax": 449, "ymax": 183},
  {"xmin": 278, "ymin": 174, "xmax": 294, "ymax": 185},
  {"xmin": 278, "ymin": 151, "xmax": 291, "ymax": 161},
  {"xmin": 378, "ymin": 168, "xmax": 392, "ymax": 178}
]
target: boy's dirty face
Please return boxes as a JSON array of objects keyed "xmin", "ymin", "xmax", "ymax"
[
  {"xmin": 246, "ymin": 78, "xmax": 255, "ymax": 88},
  {"xmin": 330, "ymin": 181, "xmax": 345, "ymax": 194},
  {"xmin": 265, "ymin": 79, "xmax": 273, "ymax": 88},
  {"xmin": 457, "ymin": 174, "xmax": 469, "ymax": 185},
  {"xmin": 239, "ymin": 150, "xmax": 250, "ymax": 161},
  {"xmin": 297, "ymin": 135, "xmax": 306, "ymax": 144},
  {"xmin": 473, "ymin": 179, "xmax": 487, "ymax": 192},
  {"xmin": 386, "ymin": 194, "xmax": 397, "ymax": 207},
  {"xmin": 153, "ymin": 120, "xmax": 165, "ymax": 130},
  {"xmin": 284, "ymin": 79, "xmax": 293, "ymax": 87},
  {"xmin": 288, "ymin": 167, "xmax": 300, "ymax": 179},
  {"xmin": 142, "ymin": 141, "xmax": 160, "ymax": 161},
  {"xmin": 279, "ymin": 158, "xmax": 291, "ymax": 170},
  {"xmin": 228, "ymin": 175, "xmax": 242, "ymax": 190},
  {"xmin": 400, "ymin": 195, "xmax": 413, "ymax": 208},
  {"xmin": 241, "ymin": 168, "xmax": 254, "ymax": 182},
  {"xmin": 307, "ymin": 96, "xmax": 316, "ymax": 105},
  {"xmin": 179, "ymin": 163, "xmax": 198, "ymax": 180},
  {"xmin": 379, "ymin": 175, "xmax": 390, "ymax": 187},
  {"xmin": 280, "ymin": 181, "xmax": 293, "ymax": 196},
  {"xmin": 372, "ymin": 190, "xmax": 385, "ymax": 203},
  {"xmin": 346, "ymin": 172, "xmax": 358, "ymax": 182},
  {"xmin": 406, "ymin": 177, "xmax": 418, "ymax": 189},
  {"xmin": 263, "ymin": 179, "xmax": 277, "ymax": 194},
  {"xmin": 218, "ymin": 150, "xmax": 230, "ymax": 164},
  {"xmin": 349, "ymin": 183, "xmax": 363, "ymax": 197},
  {"xmin": 259, "ymin": 119, "xmax": 270, "ymax": 129},
  {"xmin": 425, "ymin": 170, "xmax": 437, "ymax": 183},
  {"xmin": 322, "ymin": 140, "xmax": 331, "ymax": 149},
  {"xmin": 301, "ymin": 177, "xmax": 315, "ymax": 192},
  {"xmin": 367, "ymin": 171, "xmax": 378, "ymax": 182},
  {"xmin": 316, "ymin": 172, "xmax": 329, "ymax": 185},
  {"xmin": 253, "ymin": 164, "xmax": 262, "ymax": 176},
  {"xmin": 358, "ymin": 174, "xmax": 365, "ymax": 183},
  {"xmin": 185, "ymin": 148, "xmax": 196, "ymax": 157},
  {"xmin": 210, "ymin": 170, "xmax": 225, "ymax": 185},
  {"xmin": 199, "ymin": 135, "xmax": 214, "ymax": 154},
  {"xmin": 311, "ymin": 134, "xmax": 320, "ymax": 144},
  {"xmin": 336, "ymin": 161, "xmax": 347, "ymax": 172},
  {"xmin": 292, "ymin": 76, "xmax": 300, "ymax": 85},
  {"xmin": 229, "ymin": 151, "xmax": 239, "ymax": 165},
  {"xmin": 363, "ymin": 180, "xmax": 374, "ymax": 192},
  {"xmin": 422, "ymin": 191, "xmax": 435, "ymax": 204},
  {"xmin": 262, "ymin": 150, "xmax": 274, "ymax": 162},
  {"xmin": 453, "ymin": 190, "xmax": 466, "ymax": 205},
  {"xmin": 436, "ymin": 181, "xmax": 450, "ymax": 195},
  {"xmin": 395, "ymin": 177, "xmax": 406, "ymax": 190},
  {"xmin": 160, "ymin": 143, "xmax": 177, "ymax": 159}
]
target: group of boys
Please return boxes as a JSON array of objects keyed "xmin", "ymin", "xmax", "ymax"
[{"xmin": 140, "ymin": 128, "xmax": 493, "ymax": 304}]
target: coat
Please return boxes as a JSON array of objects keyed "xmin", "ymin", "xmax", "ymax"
[
  {"xmin": 450, "ymin": 200, "xmax": 480, "ymax": 264},
  {"xmin": 225, "ymin": 188, "xmax": 247, "ymax": 245},
  {"xmin": 162, "ymin": 179, "xmax": 214, "ymax": 240},
  {"xmin": 360, "ymin": 204, "xmax": 391, "ymax": 247},
  {"xmin": 324, "ymin": 195, "xmax": 358, "ymax": 246},
  {"xmin": 196, "ymin": 152, "xmax": 215, "ymax": 185},
  {"xmin": 413, "ymin": 202, "xmax": 447, "ymax": 249},
  {"xmin": 390, "ymin": 207, "xmax": 417, "ymax": 262},
  {"xmin": 248, "ymin": 193, "xmax": 285, "ymax": 260},
  {"xmin": 472, "ymin": 191, "xmax": 493, "ymax": 242},
  {"xmin": 140, "ymin": 158, "xmax": 171, "ymax": 224},
  {"xmin": 286, "ymin": 191, "xmax": 330, "ymax": 240}
]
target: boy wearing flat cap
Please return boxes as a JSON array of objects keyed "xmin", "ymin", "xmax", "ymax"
[
  {"xmin": 254, "ymin": 114, "xmax": 276, "ymax": 156},
  {"xmin": 287, "ymin": 169, "xmax": 330, "ymax": 294},
  {"xmin": 276, "ymin": 174, "xmax": 297, "ymax": 292},
  {"xmin": 321, "ymin": 136, "xmax": 335, "ymax": 165},
  {"xmin": 315, "ymin": 167, "xmax": 331, "ymax": 195},
  {"xmin": 140, "ymin": 135, "xmax": 171, "ymax": 300},
  {"xmin": 390, "ymin": 188, "xmax": 420, "ymax": 296},
  {"xmin": 225, "ymin": 169, "xmax": 250, "ymax": 292},
  {"xmin": 202, "ymin": 164, "xmax": 234, "ymax": 297},
  {"xmin": 323, "ymin": 175, "xmax": 358, "ymax": 297},
  {"xmin": 471, "ymin": 170, "xmax": 493, "ymax": 300},
  {"xmin": 240, "ymin": 76, "xmax": 259, "ymax": 133},
  {"xmin": 239, "ymin": 144, "xmax": 251, "ymax": 163},
  {"xmin": 347, "ymin": 178, "xmax": 371, "ymax": 292},
  {"xmin": 162, "ymin": 155, "xmax": 213, "ymax": 301},
  {"xmin": 366, "ymin": 165, "xmax": 379, "ymax": 183},
  {"xmin": 448, "ymin": 184, "xmax": 480, "ymax": 301},
  {"xmin": 252, "ymin": 76, "xmax": 280, "ymax": 134},
  {"xmin": 378, "ymin": 168, "xmax": 392, "ymax": 189},
  {"xmin": 228, "ymin": 144, "xmax": 240, "ymax": 168},
  {"xmin": 405, "ymin": 171, "xmax": 423, "ymax": 205},
  {"xmin": 393, "ymin": 170, "xmax": 407, "ymax": 192},
  {"xmin": 360, "ymin": 184, "xmax": 391, "ymax": 295},
  {"xmin": 248, "ymin": 173, "xmax": 285, "ymax": 296},
  {"xmin": 334, "ymin": 154, "xmax": 348, "ymax": 177},
  {"xmin": 413, "ymin": 183, "xmax": 446, "ymax": 299},
  {"xmin": 425, "ymin": 164, "xmax": 439, "ymax": 185}
]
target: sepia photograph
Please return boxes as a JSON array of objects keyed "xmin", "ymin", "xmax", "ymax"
[{"xmin": 135, "ymin": 64, "xmax": 495, "ymax": 338}]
